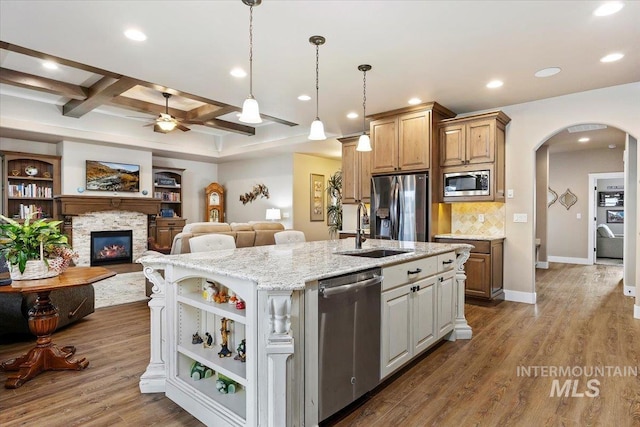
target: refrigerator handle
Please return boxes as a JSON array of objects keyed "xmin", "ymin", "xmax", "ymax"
[
  {"xmin": 391, "ymin": 179, "xmax": 400, "ymax": 240},
  {"xmin": 397, "ymin": 177, "xmax": 404, "ymax": 240}
]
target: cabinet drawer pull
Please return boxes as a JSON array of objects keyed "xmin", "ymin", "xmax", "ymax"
[
  {"xmin": 442, "ymin": 259, "xmax": 454, "ymax": 265},
  {"xmin": 439, "ymin": 277, "xmax": 444, "ymax": 282},
  {"xmin": 407, "ymin": 268, "xmax": 422, "ymax": 275}
]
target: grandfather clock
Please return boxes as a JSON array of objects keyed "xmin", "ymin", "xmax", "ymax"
[{"xmin": 205, "ymin": 182, "xmax": 225, "ymax": 223}]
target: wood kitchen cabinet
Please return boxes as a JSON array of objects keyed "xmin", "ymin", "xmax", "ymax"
[
  {"xmin": 435, "ymin": 237, "xmax": 504, "ymax": 302},
  {"xmin": 339, "ymin": 135, "xmax": 371, "ymax": 204},
  {"xmin": 153, "ymin": 217, "xmax": 186, "ymax": 253},
  {"xmin": 438, "ymin": 111, "xmax": 511, "ymax": 202},
  {"xmin": 369, "ymin": 103, "xmax": 455, "ymax": 175}
]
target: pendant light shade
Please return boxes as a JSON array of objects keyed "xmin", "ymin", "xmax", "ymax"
[
  {"xmin": 308, "ymin": 35, "xmax": 326, "ymax": 140},
  {"xmin": 240, "ymin": 97, "xmax": 261, "ymax": 124},
  {"xmin": 309, "ymin": 119, "xmax": 326, "ymax": 140},
  {"xmin": 356, "ymin": 64, "xmax": 372, "ymax": 152},
  {"xmin": 239, "ymin": 0, "xmax": 262, "ymax": 124},
  {"xmin": 356, "ymin": 133, "xmax": 371, "ymax": 152}
]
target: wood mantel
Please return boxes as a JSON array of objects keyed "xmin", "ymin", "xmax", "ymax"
[{"xmin": 54, "ymin": 195, "xmax": 161, "ymax": 216}]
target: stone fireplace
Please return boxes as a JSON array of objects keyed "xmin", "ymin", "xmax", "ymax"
[{"xmin": 55, "ymin": 196, "xmax": 161, "ymax": 267}]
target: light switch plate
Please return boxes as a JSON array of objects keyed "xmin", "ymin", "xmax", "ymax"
[
  {"xmin": 478, "ymin": 214, "xmax": 485, "ymax": 223},
  {"xmin": 513, "ymin": 213, "xmax": 528, "ymax": 223}
]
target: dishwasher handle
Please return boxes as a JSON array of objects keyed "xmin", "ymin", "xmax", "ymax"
[{"xmin": 320, "ymin": 275, "xmax": 383, "ymax": 298}]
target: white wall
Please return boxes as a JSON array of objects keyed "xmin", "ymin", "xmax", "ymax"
[
  {"xmin": 500, "ymin": 82, "xmax": 640, "ymax": 305},
  {"xmin": 218, "ymin": 154, "xmax": 294, "ymax": 229},
  {"xmin": 547, "ymin": 148, "xmax": 624, "ymax": 259}
]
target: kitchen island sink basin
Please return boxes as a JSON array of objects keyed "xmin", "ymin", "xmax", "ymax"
[{"xmin": 336, "ymin": 248, "xmax": 414, "ymax": 258}]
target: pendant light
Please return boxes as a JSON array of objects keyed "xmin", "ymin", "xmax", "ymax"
[
  {"xmin": 356, "ymin": 64, "xmax": 372, "ymax": 152},
  {"xmin": 308, "ymin": 35, "xmax": 326, "ymax": 140},
  {"xmin": 239, "ymin": 0, "xmax": 262, "ymax": 124}
]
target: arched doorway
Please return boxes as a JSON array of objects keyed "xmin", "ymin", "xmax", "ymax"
[{"xmin": 534, "ymin": 123, "xmax": 637, "ymax": 297}]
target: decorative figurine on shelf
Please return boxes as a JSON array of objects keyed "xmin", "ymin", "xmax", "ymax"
[
  {"xmin": 215, "ymin": 373, "xmax": 237, "ymax": 394},
  {"xmin": 192, "ymin": 332, "xmax": 203, "ymax": 344},
  {"xmin": 202, "ymin": 282, "xmax": 218, "ymax": 302},
  {"xmin": 204, "ymin": 332, "xmax": 214, "ymax": 348},
  {"xmin": 234, "ymin": 339, "xmax": 246, "ymax": 363},
  {"xmin": 218, "ymin": 317, "xmax": 233, "ymax": 358},
  {"xmin": 214, "ymin": 287, "xmax": 228, "ymax": 304},
  {"xmin": 190, "ymin": 361, "xmax": 214, "ymax": 381},
  {"xmin": 235, "ymin": 299, "xmax": 246, "ymax": 310},
  {"xmin": 228, "ymin": 290, "xmax": 238, "ymax": 306}
]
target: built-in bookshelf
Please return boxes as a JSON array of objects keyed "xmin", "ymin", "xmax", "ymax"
[
  {"xmin": 2, "ymin": 151, "xmax": 61, "ymax": 220},
  {"xmin": 153, "ymin": 167, "xmax": 184, "ymax": 218}
]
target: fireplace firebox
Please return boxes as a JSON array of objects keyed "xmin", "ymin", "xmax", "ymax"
[{"xmin": 90, "ymin": 230, "xmax": 133, "ymax": 266}]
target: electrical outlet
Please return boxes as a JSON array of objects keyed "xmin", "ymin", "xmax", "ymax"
[
  {"xmin": 478, "ymin": 214, "xmax": 485, "ymax": 223},
  {"xmin": 507, "ymin": 189, "xmax": 514, "ymax": 198},
  {"xmin": 576, "ymin": 213, "xmax": 581, "ymax": 219},
  {"xmin": 513, "ymin": 213, "xmax": 528, "ymax": 223},
  {"xmin": 282, "ymin": 212, "xmax": 290, "ymax": 219}
]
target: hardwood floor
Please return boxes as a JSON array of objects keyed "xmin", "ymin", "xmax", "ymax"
[{"xmin": 1, "ymin": 263, "xmax": 638, "ymax": 426}]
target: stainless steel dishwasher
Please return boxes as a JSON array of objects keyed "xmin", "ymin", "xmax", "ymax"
[{"xmin": 318, "ymin": 267, "xmax": 382, "ymax": 422}]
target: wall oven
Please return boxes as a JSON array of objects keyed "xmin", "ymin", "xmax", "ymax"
[{"xmin": 443, "ymin": 169, "xmax": 490, "ymax": 197}]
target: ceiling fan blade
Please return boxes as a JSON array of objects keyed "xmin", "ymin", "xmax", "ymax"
[
  {"xmin": 143, "ymin": 122, "xmax": 155, "ymax": 127},
  {"xmin": 176, "ymin": 123, "xmax": 191, "ymax": 132}
]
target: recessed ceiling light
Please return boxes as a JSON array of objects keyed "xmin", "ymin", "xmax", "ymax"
[
  {"xmin": 408, "ymin": 98, "xmax": 422, "ymax": 105},
  {"xmin": 42, "ymin": 61, "xmax": 58, "ymax": 70},
  {"xmin": 600, "ymin": 53, "xmax": 624, "ymax": 62},
  {"xmin": 486, "ymin": 80, "xmax": 503, "ymax": 89},
  {"xmin": 608, "ymin": 144, "xmax": 617, "ymax": 149},
  {"xmin": 594, "ymin": 2, "xmax": 624, "ymax": 16},
  {"xmin": 124, "ymin": 28, "xmax": 147, "ymax": 41},
  {"xmin": 534, "ymin": 67, "xmax": 561, "ymax": 78},
  {"xmin": 578, "ymin": 137, "xmax": 590, "ymax": 143},
  {"xmin": 298, "ymin": 95, "xmax": 311, "ymax": 101},
  {"xmin": 230, "ymin": 68, "xmax": 247, "ymax": 78},
  {"xmin": 347, "ymin": 112, "xmax": 358, "ymax": 119}
]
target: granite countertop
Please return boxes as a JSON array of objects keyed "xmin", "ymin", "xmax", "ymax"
[
  {"xmin": 138, "ymin": 238, "xmax": 472, "ymax": 291},
  {"xmin": 434, "ymin": 233, "xmax": 505, "ymax": 241}
]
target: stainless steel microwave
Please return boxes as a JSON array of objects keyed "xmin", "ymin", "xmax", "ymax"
[{"xmin": 444, "ymin": 170, "xmax": 490, "ymax": 197}]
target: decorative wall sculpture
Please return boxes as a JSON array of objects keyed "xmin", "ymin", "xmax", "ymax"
[
  {"xmin": 559, "ymin": 188, "xmax": 577, "ymax": 210},
  {"xmin": 547, "ymin": 187, "xmax": 558, "ymax": 207},
  {"xmin": 239, "ymin": 184, "xmax": 269, "ymax": 205}
]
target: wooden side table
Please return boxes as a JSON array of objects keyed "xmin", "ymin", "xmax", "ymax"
[{"xmin": 0, "ymin": 266, "xmax": 116, "ymax": 388}]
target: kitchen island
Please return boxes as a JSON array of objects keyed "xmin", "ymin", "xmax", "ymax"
[{"xmin": 138, "ymin": 238, "xmax": 472, "ymax": 426}]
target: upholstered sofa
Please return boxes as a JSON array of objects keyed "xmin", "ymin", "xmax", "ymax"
[
  {"xmin": 596, "ymin": 224, "xmax": 623, "ymax": 259},
  {"xmin": 0, "ymin": 279, "xmax": 95, "ymax": 336},
  {"xmin": 170, "ymin": 221, "xmax": 285, "ymax": 254}
]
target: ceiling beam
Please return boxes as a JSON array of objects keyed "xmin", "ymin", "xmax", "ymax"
[
  {"xmin": 0, "ymin": 67, "xmax": 88, "ymax": 100},
  {"xmin": 191, "ymin": 119, "xmax": 255, "ymax": 136},
  {"xmin": 186, "ymin": 104, "xmax": 234, "ymax": 121},
  {"xmin": 0, "ymin": 41, "xmax": 122, "ymax": 78},
  {"xmin": 108, "ymin": 96, "xmax": 189, "ymax": 118},
  {"xmin": 62, "ymin": 76, "xmax": 139, "ymax": 118}
]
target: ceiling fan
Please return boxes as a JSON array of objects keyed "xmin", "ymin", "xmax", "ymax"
[{"xmin": 143, "ymin": 92, "xmax": 191, "ymax": 133}]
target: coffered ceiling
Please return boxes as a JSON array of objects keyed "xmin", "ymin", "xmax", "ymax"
[{"xmin": 0, "ymin": 1, "xmax": 638, "ymax": 162}]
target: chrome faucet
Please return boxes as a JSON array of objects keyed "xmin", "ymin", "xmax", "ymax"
[{"xmin": 356, "ymin": 201, "xmax": 368, "ymax": 249}]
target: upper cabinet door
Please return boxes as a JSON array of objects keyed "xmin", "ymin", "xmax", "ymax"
[
  {"xmin": 398, "ymin": 111, "xmax": 430, "ymax": 172},
  {"xmin": 467, "ymin": 119, "xmax": 495, "ymax": 164},
  {"xmin": 371, "ymin": 117, "xmax": 398, "ymax": 174},
  {"xmin": 439, "ymin": 124, "xmax": 466, "ymax": 166},
  {"xmin": 341, "ymin": 140, "xmax": 358, "ymax": 204}
]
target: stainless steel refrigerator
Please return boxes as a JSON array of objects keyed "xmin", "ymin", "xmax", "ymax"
[{"xmin": 370, "ymin": 173, "xmax": 429, "ymax": 241}]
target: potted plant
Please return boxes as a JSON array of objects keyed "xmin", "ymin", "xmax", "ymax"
[
  {"xmin": 0, "ymin": 214, "xmax": 78, "ymax": 280},
  {"xmin": 326, "ymin": 170, "xmax": 343, "ymax": 239}
]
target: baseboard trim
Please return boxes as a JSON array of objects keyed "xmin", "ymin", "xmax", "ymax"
[
  {"xmin": 624, "ymin": 285, "xmax": 636, "ymax": 297},
  {"xmin": 635, "ymin": 304, "xmax": 640, "ymax": 320},
  {"xmin": 536, "ymin": 261, "xmax": 549, "ymax": 269},
  {"xmin": 504, "ymin": 290, "xmax": 537, "ymax": 304},
  {"xmin": 548, "ymin": 256, "xmax": 590, "ymax": 265}
]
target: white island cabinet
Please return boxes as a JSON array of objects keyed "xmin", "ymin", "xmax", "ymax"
[{"xmin": 139, "ymin": 239, "xmax": 472, "ymax": 427}]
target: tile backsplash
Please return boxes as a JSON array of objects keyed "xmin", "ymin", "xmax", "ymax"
[{"xmin": 451, "ymin": 202, "xmax": 505, "ymax": 236}]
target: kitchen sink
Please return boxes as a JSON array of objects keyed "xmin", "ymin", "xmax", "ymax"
[{"xmin": 337, "ymin": 248, "xmax": 414, "ymax": 258}]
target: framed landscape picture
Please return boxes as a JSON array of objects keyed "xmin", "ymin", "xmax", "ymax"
[{"xmin": 606, "ymin": 210, "xmax": 624, "ymax": 224}]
